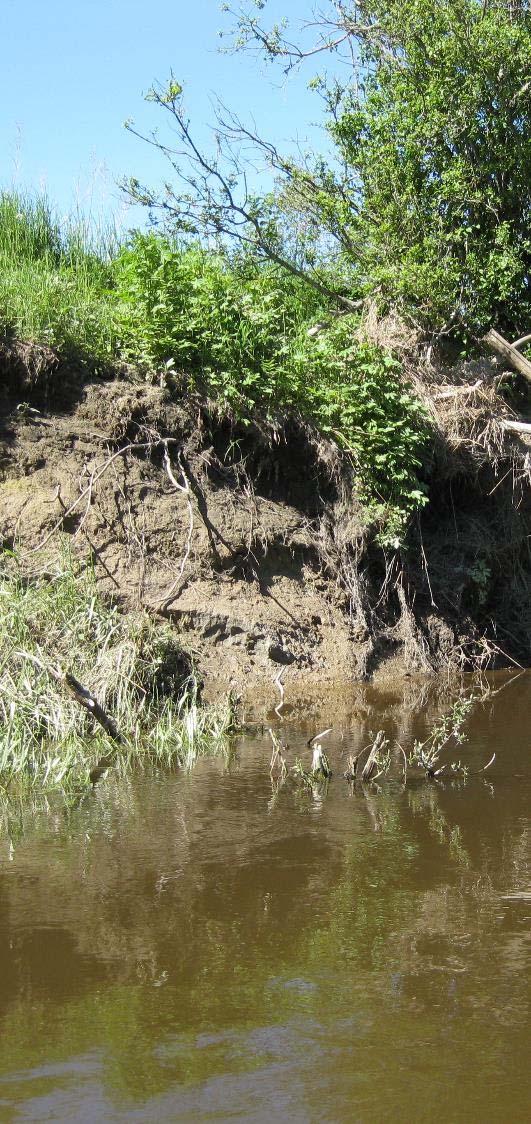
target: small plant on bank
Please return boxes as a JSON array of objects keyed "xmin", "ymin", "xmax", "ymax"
[{"xmin": 408, "ymin": 696, "xmax": 476, "ymax": 778}]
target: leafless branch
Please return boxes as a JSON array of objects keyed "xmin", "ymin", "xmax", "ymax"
[
  {"xmin": 274, "ymin": 668, "xmax": 286, "ymax": 717},
  {"xmin": 125, "ymin": 87, "xmax": 361, "ymax": 311},
  {"xmin": 307, "ymin": 726, "xmax": 333, "ymax": 746}
]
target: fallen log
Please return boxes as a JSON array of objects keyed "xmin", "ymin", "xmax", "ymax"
[{"xmin": 483, "ymin": 329, "xmax": 531, "ymax": 384}]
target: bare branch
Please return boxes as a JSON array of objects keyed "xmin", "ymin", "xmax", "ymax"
[
  {"xmin": 274, "ymin": 669, "xmax": 286, "ymax": 717},
  {"xmin": 124, "ymin": 85, "xmax": 361, "ymax": 311},
  {"xmin": 18, "ymin": 651, "xmax": 123, "ymax": 744},
  {"xmin": 29, "ymin": 438, "xmax": 178, "ymax": 555},
  {"xmin": 222, "ymin": 3, "xmax": 401, "ymax": 73}
]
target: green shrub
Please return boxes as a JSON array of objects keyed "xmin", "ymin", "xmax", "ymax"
[
  {"xmin": 115, "ymin": 233, "xmax": 429, "ymax": 526},
  {"xmin": 114, "ymin": 231, "xmax": 323, "ymax": 379},
  {"xmin": 0, "ymin": 195, "xmax": 430, "ymax": 529},
  {"xmin": 282, "ymin": 319, "xmax": 429, "ymax": 527},
  {"xmin": 326, "ymin": 1, "xmax": 531, "ymax": 335}
]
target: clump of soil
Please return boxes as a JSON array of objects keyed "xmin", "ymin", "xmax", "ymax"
[{"xmin": 1, "ymin": 338, "xmax": 531, "ymax": 703}]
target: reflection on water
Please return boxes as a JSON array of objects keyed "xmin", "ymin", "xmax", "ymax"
[{"xmin": 0, "ymin": 674, "xmax": 529, "ymax": 1122}]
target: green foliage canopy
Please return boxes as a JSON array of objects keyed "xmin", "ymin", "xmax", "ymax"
[
  {"xmin": 329, "ymin": 0, "xmax": 531, "ymax": 334},
  {"xmin": 128, "ymin": 1, "xmax": 531, "ymax": 336}
]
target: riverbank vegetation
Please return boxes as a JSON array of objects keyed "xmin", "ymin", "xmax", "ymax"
[
  {"xmin": 1, "ymin": 5, "xmax": 529, "ymax": 530},
  {"xmin": 0, "ymin": 192, "xmax": 429, "ymax": 530},
  {"xmin": 0, "ymin": 549, "xmax": 234, "ymax": 791}
]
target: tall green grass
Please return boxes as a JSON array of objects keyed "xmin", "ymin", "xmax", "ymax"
[
  {"xmin": 0, "ymin": 548, "xmax": 234, "ymax": 791},
  {"xmin": 0, "ymin": 192, "xmax": 121, "ymax": 362}
]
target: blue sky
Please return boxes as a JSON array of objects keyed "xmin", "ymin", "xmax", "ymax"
[{"xmin": 1, "ymin": 0, "xmax": 329, "ymax": 229}]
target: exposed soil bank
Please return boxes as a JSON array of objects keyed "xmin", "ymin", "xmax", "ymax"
[{"xmin": 2, "ymin": 340, "xmax": 531, "ymax": 703}]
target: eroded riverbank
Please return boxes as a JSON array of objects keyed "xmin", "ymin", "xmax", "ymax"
[{"xmin": 3, "ymin": 345, "xmax": 531, "ymax": 704}]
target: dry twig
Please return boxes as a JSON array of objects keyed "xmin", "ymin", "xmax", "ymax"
[{"xmin": 274, "ymin": 669, "xmax": 286, "ymax": 717}]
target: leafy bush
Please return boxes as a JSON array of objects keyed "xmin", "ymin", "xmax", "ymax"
[
  {"xmin": 115, "ymin": 233, "xmax": 429, "ymax": 526},
  {"xmin": 0, "ymin": 196, "xmax": 430, "ymax": 528},
  {"xmin": 331, "ymin": 1, "xmax": 531, "ymax": 334},
  {"xmin": 282, "ymin": 320, "xmax": 429, "ymax": 525},
  {"xmin": 114, "ymin": 231, "xmax": 324, "ymax": 380}
]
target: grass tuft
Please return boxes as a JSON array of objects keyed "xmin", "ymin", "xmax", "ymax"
[
  {"xmin": 0, "ymin": 191, "xmax": 121, "ymax": 363},
  {"xmin": 0, "ymin": 546, "xmax": 234, "ymax": 792}
]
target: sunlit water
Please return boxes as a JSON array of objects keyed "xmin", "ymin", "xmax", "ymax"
[{"xmin": 0, "ymin": 675, "xmax": 529, "ymax": 1122}]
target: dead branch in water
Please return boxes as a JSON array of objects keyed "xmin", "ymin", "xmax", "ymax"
[
  {"xmin": 361, "ymin": 730, "xmax": 389, "ymax": 782},
  {"xmin": 467, "ymin": 752, "xmax": 496, "ymax": 775},
  {"xmin": 307, "ymin": 727, "xmax": 332, "ymax": 747},
  {"xmin": 268, "ymin": 727, "xmax": 287, "ymax": 778},
  {"xmin": 274, "ymin": 669, "xmax": 286, "ymax": 717}
]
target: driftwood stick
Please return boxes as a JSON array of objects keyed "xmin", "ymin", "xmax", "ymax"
[
  {"xmin": 361, "ymin": 730, "xmax": 387, "ymax": 783},
  {"xmin": 274, "ymin": 669, "xmax": 286, "ymax": 717},
  {"xmin": 467, "ymin": 752, "xmax": 496, "ymax": 776},
  {"xmin": 512, "ymin": 333, "xmax": 531, "ymax": 352},
  {"xmin": 499, "ymin": 419, "xmax": 531, "ymax": 435},
  {"xmin": 483, "ymin": 329, "xmax": 531, "ymax": 384},
  {"xmin": 17, "ymin": 651, "xmax": 123, "ymax": 744},
  {"xmin": 63, "ymin": 673, "xmax": 123, "ymax": 743},
  {"xmin": 307, "ymin": 727, "xmax": 332, "ymax": 747}
]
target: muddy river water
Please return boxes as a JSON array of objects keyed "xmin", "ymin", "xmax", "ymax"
[{"xmin": 0, "ymin": 674, "xmax": 529, "ymax": 1122}]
